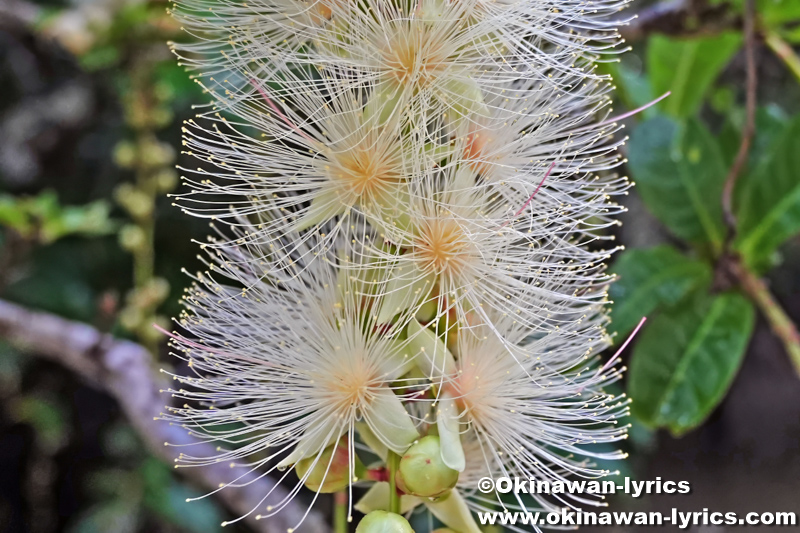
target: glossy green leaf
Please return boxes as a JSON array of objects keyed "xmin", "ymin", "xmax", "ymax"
[
  {"xmin": 649, "ymin": 33, "xmax": 741, "ymax": 118},
  {"xmin": 735, "ymin": 116, "xmax": 800, "ymax": 270},
  {"xmin": 610, "ymin": 246, "xmax": 711, "ymax": 338},
  {"xmin": 627, "ymin": 117, "xmax": 728, "ymax": 253},
  {"xmin": 721, "ymin": 0, "xmax": 800, "ymax": 27},
  {"xmin": 628, "ymin": 291, "xmax": 755, "ymax": 436},
  {"xmin": 601, "ymin": 59, "xmax": 655, "ymax": 115},
  {"xmin": 721, "ymin": 107, "xmax": 788, "ymax": 170}
]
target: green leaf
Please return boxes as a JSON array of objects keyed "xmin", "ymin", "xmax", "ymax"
[
  {"xmin": 722, "ymin": 0, "xmax": 800, "ymax": 28},
  {"xmin": 627, "ymin": 117, "xmax": 728, "ymax": 253},
  {"xmin": 721, "ymin": 106, "xmax": 788, "ymax": 170},
  {"xmin": 718, "ymin": 119, "xmax": 741, "ymax": 169},
  {"xmin": 628, "ymin": 291, "xmax": 755, "ymax": 436},
  {"xmin": 761, "ymin": 0, "xmax": 800, "ymax": 26},
  {"xmin": 0, "ymin": 192, "xmax": 116, "ymax": 243},
  {"xmin": 0, "ymin": 196, "xmax": 33, "ymax": 235},
  {"xmin": 649, "ymin": 33, "xmax": 741, "ymax": 118},
  {"xmin": 610, "ymin": 246, "xmax": 711, "ymax": 338},
  {"xmin": 735, "ymin": 116, "xmax": 800, "ymax": 270},
  {"xmin": 600, "ymin": 59, "xmax": 655, "ymax": 115}
]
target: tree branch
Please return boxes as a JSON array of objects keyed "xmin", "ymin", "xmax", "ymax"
[
  {"xmin": 0, "ymin": 298, "xmax": 329, "ymax": 533},
  {"xmin": 721, "ymin": 0, "xmax": 757, "ymax": 239}
]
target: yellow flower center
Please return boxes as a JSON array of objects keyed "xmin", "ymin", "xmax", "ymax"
[
  {"xmin": 325, "ymin": 359, "xmax": 376, "ymax": 407},
  {"xmin": 330, "ymin": 146, "xmax": 399, "ymax": 201},
  {"xmin": 380, "ymin": 27, "xmax": 449, "ymax": 85},
  {"xmin": 414, "ymin": 218, "xmax": 473, "ymax": 276}
]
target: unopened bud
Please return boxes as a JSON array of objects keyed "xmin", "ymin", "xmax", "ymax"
[
  {"xmin": 356, "ymin": 511, "xmax": 414, "ymax": 533},
  {"xmin": 295, "ymin": 441, "xmax": 364, "ymax": 493},
  {"xmin": 397, "ymin": 436, "xmax": 458, "ymax": 498},
  {"xmin": 119, "ymin": 224, "xmax": 147, "ymax": 252},
  {"xmin": 113, "ymin": 141, "xmax": 137, "ymax": 169},
  {"xmin": 154, "ymin": 169, "xmax": 179, "ymax": 193}
]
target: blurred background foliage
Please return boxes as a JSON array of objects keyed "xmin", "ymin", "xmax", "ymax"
[{"xmin": 0, "ymin": 0, "xmax": 798, "ymax": 531}]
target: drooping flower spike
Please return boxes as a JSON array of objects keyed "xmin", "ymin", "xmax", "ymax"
[{"xmin": 165, "ymin": 0, "xmax": 636, "ymax": 529}]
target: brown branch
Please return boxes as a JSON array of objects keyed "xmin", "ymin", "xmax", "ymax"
[
  {"xmin": 721, "ymin": 0, "xmax": 757, "ymax": 239},
  {"xmin": 0, "ymin": 298, "xmax": 329, "ymax": 533}
]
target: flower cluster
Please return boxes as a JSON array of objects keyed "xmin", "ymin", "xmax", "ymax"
[{"xmin": 164, "ymin": 0, "xmax": 632, "ymax": 530}]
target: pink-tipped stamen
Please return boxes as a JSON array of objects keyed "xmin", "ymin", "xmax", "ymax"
[
  {"xmin": 598, "ymin": 316, "xmax": 647, "ymax": 377},
  {"xmin": 567, "ymin": 91, "xmax": 671, "ymax": 134},
  {"xmin": 249, "ymin": 79, "xmax": 317, "ymax": 145},
  {"xmin": 501, "ymin": 161, "xmax": 556, "ymax": 228},
  {"xmin": 576, "ymin": 316, "xmax": 646, "ymax": 393},
  {"xmin": 513, "ymin": 161, "xmax": 556, "ymax": 218}
]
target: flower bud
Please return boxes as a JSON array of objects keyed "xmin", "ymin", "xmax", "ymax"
[
  {"xmin": 432, "ymin": 529, "xmax": 458, "ymax": 533},
  {"xmin": 397, "ymin": 436, "xmax": 458, "ymax": 498},
  {"xmin": 154, "ymin": 169, "xmax": 179, "ymax": 193},
  {"xmin": 113, "ymin": 141, "xmax": 137, "ymax": 169},
  {"xmin": 119, "ymin": 224, "xmax": 147, "ymax": 253},
  {"xmin": 356, "ymin": 511, "xmax": 414, "ymax": 533},
  {"xmin": 295, "ymin": 441, "xmax": 364, "ymax": 493}
]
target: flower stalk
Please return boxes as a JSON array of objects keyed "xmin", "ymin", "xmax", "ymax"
[
  {"xmin": 388, "ymin": 451, "xmax": 401, "ymax": 515},
  {"xmin": 334, "ymin": 492, "xmax": 348, "ymax": 533}
]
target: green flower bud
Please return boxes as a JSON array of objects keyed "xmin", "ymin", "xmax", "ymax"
[
  {"xmin": 139, "ymin": 314, "xmax": 167, "ymax": 343},
  {"xmin": 118, "ymin": 305, "xmax": 143, "ymax": 331},
  {"xmin": 356, "ymin": 511, "xmax": 414, "ymax": 533},
  {"xmin": 432, "ymin": 529, "xmax": 459, "ymax": 533},
  {"xmin": 139, "ymin": 140, "xmax": 176, "ymax": 169},
  {"xmin": 119, "ymin": 224, "xmax": 146, "ymax": 252},
  {"xmin": 115, "ymin": 184, "xmax": 153, "ymax": 220},
  {"xmin": 397, "ymin": 436, "xmax": 458, "ymax": 498},
  {"xmin": 154, "ymin": 168, "xmax": 179, "ymax": 193},
  {"xmin": 154, "ymin": 82, "xmax": 175, "ymax": 103},
  {"xmin": 150, "ymin": 107, "xmax": 174, "ymax": 129},
  {"xmin": 295, "ymin": 441, "xmax": 364, "ymax": 493},
  {"xmin": 113, "ymin": 141, "xmax": 137, "ymax": 169}
]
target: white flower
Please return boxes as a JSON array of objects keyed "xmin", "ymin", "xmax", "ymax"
[
  {"xmin": 174, "ymin": 80, "xmax": 419, "ymax": 243},
  {"xmin": 445, "ymin": 319, "xmax": 629, "ymax": 514},
  {"xmin": 163, "ymin": 230, "xmax": 422, "ymax": 526}
]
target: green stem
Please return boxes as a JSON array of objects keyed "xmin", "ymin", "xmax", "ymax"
[
  {"xmin": 734, "ymin": 262, "xmax": 800, "ymax": 377},
  {"xmin": 334, "ymin": 491, "xmax": 348, "ymax": 533},
  {"xmin": 764, "ymin": 30, "xmax": 800, "ymax": 85},
  {"xmin": 387, "ymin": 451, "xmax": 400, "ymax": 514}
]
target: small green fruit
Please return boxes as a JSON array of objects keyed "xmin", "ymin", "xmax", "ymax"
[
  {"xmin": 295, "ymin": 441, "xmax": 363, "ymax": 493},
  {"xmin": 397, "ymin": 435, "xmax": 458, "ymax": 498},
  {"xmin": 356, "ymin": 511, "xmax": 414, "ymax": 533}
]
